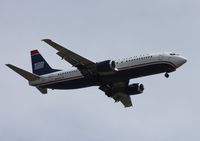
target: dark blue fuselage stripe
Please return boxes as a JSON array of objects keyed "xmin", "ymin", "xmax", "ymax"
[
  {"xmin": 35, "ymin": 61, "xmax": 176, "ymax": 87},
  {"xmin": 36, "ymin": 75, "xmax": 84, "ymax": 87}
]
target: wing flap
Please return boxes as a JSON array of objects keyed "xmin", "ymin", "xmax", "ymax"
[{"xmin": 56, "ymin": 51, "xmax": 84, "ymax": 67}]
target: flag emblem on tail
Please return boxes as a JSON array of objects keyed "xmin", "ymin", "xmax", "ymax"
[{"xmin": 34, "ymin": 61, "xmax": 45, "ymax": 70}]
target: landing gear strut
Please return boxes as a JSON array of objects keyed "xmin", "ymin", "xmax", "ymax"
[{"xmin": 165, "ymin": 72, "xmax": 169, "ymax": 78}]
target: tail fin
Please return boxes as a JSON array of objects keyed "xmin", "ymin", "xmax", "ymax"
[{"xmin": 31, "ymin": 50, "xmax": 60, "ymax": 75}]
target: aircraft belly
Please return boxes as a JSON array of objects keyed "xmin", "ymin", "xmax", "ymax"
[
  {"xmin": 45, "ymin": 78, "xmax": 96, "ymax": 89},
  {"xmin": 101, "ymin": 63, "xmax": 176, "ymax": 82},
  {"xmin": 119, "ymin": 63, "xmax": 176, "ymax": 78},
  {"xmin": 43, "ymin": 63, "xmax": 175, "ymax": 89}
]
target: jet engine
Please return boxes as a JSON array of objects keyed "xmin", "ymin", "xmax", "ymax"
[
  {"xmin": 96, "ymin": 60, "xmax": 117, "ymax": 73},
  {"xmin": 126, "ymin": 83, "xmax": 144, "ymax": 95}
]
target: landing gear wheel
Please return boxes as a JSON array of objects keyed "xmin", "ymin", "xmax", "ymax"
[{"xmin": 165, "ymin": 73, "xmax": 169, "ymax": 78}]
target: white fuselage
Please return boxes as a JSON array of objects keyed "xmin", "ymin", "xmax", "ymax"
[{"xmin": 30, "ymin": 52, "xmax": 186, "ymax": 89}]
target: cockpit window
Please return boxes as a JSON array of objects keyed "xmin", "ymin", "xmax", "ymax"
[{"xmin": 170, "ymin": 53, "xmax": 176, "ymax": 55}]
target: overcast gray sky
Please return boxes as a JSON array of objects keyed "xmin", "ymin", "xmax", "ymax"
[{"xmin": 1, "ymin": 0, "xmax": 199, "ymax": 141}]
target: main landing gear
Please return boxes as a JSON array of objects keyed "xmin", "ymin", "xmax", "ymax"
[{"xmin": 165, "ymin": 72, "xmax": 169, "ymax": 78}]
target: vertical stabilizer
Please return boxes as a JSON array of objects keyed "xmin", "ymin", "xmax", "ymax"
[{"xmin": 31, "ymin": 50, "xmax": 60, "ymax": 75}]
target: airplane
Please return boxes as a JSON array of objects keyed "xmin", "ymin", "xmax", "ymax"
[{"xmin": 6, "ymin": 39, "xmax": 187, "ymax": 107}]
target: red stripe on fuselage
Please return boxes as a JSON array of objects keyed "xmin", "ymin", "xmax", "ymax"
[
  {"xmin": 34, "ymin": 61, "xmax": 176, "ymax": 87},
  {"xmin": 35, "ymin": 75, "xmax": 84, "ymax": 87},
  {"xmin": 117, "ymin": 61, "xmax": 177, "ymax": 71}
]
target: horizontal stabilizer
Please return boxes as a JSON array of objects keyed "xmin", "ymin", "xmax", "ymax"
[
  {"xmin": 37, "ymin": 87, "xmax": 47, "ymax": 94},
  {"xmin": 6, "ymin": 64, "xmax": 40, "ymax": 81}
]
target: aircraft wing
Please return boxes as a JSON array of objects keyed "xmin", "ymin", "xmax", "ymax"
[
  {"xmin": 113, "ymin": 92, "xmax": 132, "ymax": 107},
  {"xmin": 42, "ymin": 39, "xmax": 96, "ymax": 76},
  {"xmin": 99, "ymin": 82, "xmax": 133, "ymax": 108}
]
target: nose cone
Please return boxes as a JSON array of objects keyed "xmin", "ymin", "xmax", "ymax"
[{"xmin": 176, "ymin": 56, "xmax": 187, "ymax": 68}]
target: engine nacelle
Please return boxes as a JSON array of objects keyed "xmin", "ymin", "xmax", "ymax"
[
  {"xmin": 126, "ymin": 83, "xmax": 144, "ymax": 95},
  {"xmin": 96, "ymin": 60, "xmax": 117, "ymax": 73}
]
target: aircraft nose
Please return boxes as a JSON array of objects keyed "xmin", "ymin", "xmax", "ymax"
[
  {"xmin": 182, "ymin": 57, "xmax": 187, "ymax": 64},
  {"xmin": 176, "ymin": 56, "xmax": 187, "ymax": 68}
]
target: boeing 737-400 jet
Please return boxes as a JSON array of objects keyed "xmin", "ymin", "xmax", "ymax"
[{"xmin": 6, "ymin": 39, "xmax": 187, "ymax": 107}]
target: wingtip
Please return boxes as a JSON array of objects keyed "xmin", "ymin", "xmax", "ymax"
[
  {"xmin": 42, "ymin": 39, "xmax": 52, "ymax": 42},
  {"xmin": 5, "ymin": 64, "xmax": 14, "ymax": 70},
  {"xmin": 5, "ymin": 64, "xmax": 11, "ymax": 67}
]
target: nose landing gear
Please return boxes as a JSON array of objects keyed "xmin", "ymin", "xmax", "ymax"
[{"xmin": 165, "ymin": 72, "xmax": 169, "ymax": 78}]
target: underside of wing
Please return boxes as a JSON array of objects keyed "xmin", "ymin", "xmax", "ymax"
[
  {"xmin": 42, "ymin": 39, "xmax": 96, "ymax": 76},
  {"xmin": 99, "ymin": 81, "xmax": 133, "ymax": 108},
  {"xmin": 113, "ymin": 92, "xmax": 132, "ymax": 107}
]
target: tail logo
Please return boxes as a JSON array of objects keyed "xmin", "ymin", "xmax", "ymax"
[{"xmin": 34, "ymin": 61, "xmax": 45, "ymax": 70}]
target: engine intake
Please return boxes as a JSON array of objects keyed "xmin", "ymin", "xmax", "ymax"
[
  {"xmin": 96, "ymin": 60, "xmax": 116, "ymax": 73},
  {"xmin": 126, "ymin": 83, "xmax": 144, "ymax": 95}
]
